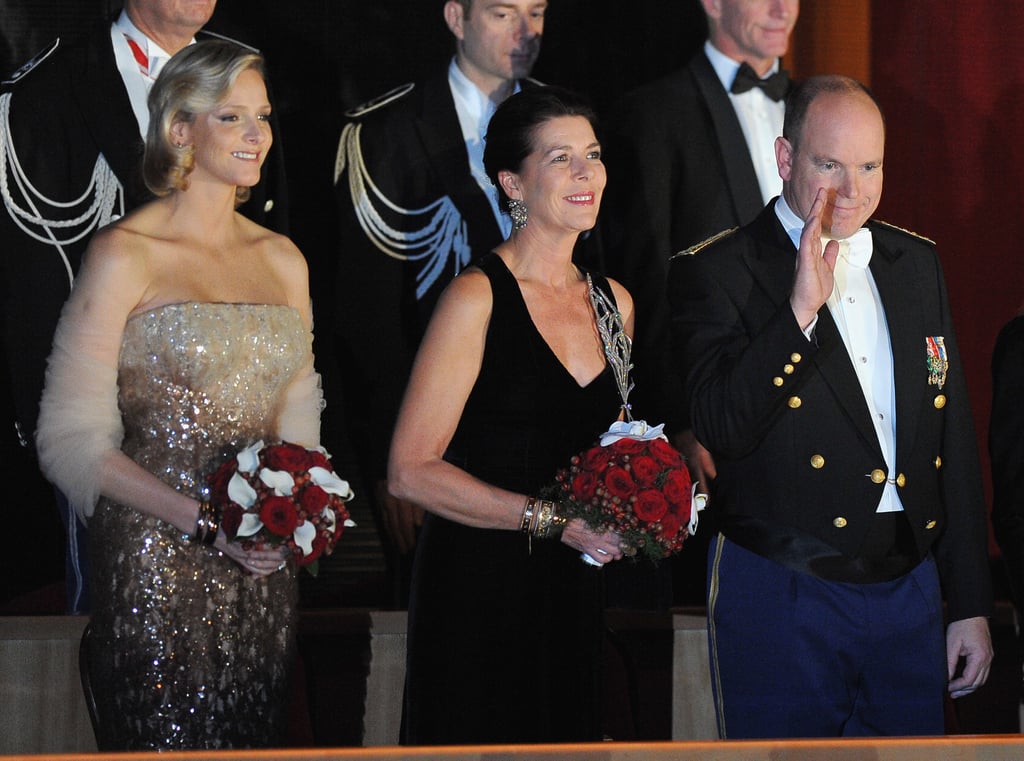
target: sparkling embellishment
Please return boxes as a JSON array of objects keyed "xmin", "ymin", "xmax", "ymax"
[
  {"xmin": 87, "ymin": 303, "xmax": 309, "ymax": 749},
  {"xmin": 587, "ymin": 274, "xmax": 634, "ymax": 420}
]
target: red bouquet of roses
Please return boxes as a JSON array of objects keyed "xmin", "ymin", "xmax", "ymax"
[
  {"xmin": 207, "ymin": 440, "xmax": 355, "ymax": 575},
  {"xmin": 547, "ymin": 422, "xmax": 697, "ymax": 561}
]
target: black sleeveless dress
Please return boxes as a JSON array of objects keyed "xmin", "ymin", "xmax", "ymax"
[{"xmin": 401, "ymin": 253, "xmax": 622, "ymax": 745}]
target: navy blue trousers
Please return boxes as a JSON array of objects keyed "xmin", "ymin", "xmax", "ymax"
[{"xmin": 707, "ymin": 535, "xmax": 946, "ymax": 738}]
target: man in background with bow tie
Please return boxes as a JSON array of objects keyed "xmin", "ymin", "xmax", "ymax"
[
  {"xmin": 591, "ymin": 0, "xmax": 800, "ymax": 607},
  {"xmin": 668, "ymin": 74, "xmax": 993, "ymax": 738},
  {"xmin": 0, "ymin": 0, "xmax": 288, "ymax": 613}
]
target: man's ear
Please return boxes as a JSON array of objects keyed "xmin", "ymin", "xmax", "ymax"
[
  {"xmin": 443, "ymin": 1, "xmax": 465, "ymax": 41},
  {"xmin": 700, "ymin": 0, "xmax": 722, "ymax": 23},
  {"xmin": 775, "ymin": 135, "xmax": 794, "ymax": 182}
]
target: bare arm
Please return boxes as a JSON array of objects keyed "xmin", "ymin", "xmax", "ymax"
[
  {"xmin": 388, "ymin": 271, "xmax": 623, "ymax": 562},
  {"xmin": 388, "ymin": 271, "xmax": 531, "ymax": 529}
]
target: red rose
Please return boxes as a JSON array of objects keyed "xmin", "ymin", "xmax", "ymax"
[
  {"xmin": 629, "ymin": 455, "xmax": 661, "ymax": 487},
  {"xmin": 262, "ymin": 442, "xmax": 316, "ymax": 472},
  {"xmin": 580, "ymin": 445, "xmax": 612, "ymax": 472},
  {"xmin": 634, "ymin": 489, "xmax": 669, "ymax": 522},
  {"xmin": 299, "ymin": 484, "xmax": 330, "ymax": 515},
  {"xmin": 658, "ymin": 512, "xmax": 682, "ymax": 541},
  {"xmin": 571, "ymin": 471, "xmax": 598, "ymax": 501},
  {"xmin": 649, "ymin": 438, "xmax": 684, "ymax": 468},
  {"xmin": 611, "ymin": 438, "xmax": 646, "ymax": 455},
  {"xmin": 604, "ymin": 466, "xmax": 637, "ymax": 499},
  {"xmin": 307, "ymin": 449, "xmax": 332, "ymax": 470},
  {"xmin": 221, "ymin": 502, "xmax": 245, "ymax": 540},
  {"xmin": 671, "ymin": 498, "xmax": 692, "ymax": 525},
  {"xmin": 662, "ymin": 467, "xmax": 692, "ymax": 508},
  {"xmin": 207, "ymin": 459, "xmax": 236, "ymax": 503},
  {"xmin": 260, "ymin": 496, "xmax": 299, "ymax": 537}
]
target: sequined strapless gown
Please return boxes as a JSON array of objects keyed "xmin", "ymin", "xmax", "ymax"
[{"xmin": 86, "ymin": 303, "xmax": 310, "ymax": 750}]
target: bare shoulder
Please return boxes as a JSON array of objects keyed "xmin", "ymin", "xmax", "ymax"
[
  {"xmin": 236, "ymin": 219, "xmax": 310, "ymax": 315},
  {"xmin": 432, "ymin": 267, "xmax": 493, "ymax": 325},
  {"xmin": 237, "ymin": 215, "xmax": 307, "ymax": 273},
  {"xmin": 604, "ymin": 276, "xmax": 634, "ymax": 313},
  {"xmin": 82, "ymin": 217, "xmax": 156, "ymax": 279}
]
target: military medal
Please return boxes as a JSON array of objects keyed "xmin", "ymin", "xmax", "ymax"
[{"xmin": 926, "ymin": 336, "xmax": 948, "ymax": 388}]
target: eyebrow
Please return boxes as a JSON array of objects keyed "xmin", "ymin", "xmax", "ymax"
[{"xmin": 543, "ymin": 141, "xmax": 601, "ymax": 153}]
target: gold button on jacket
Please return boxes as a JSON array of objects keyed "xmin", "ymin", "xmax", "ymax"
[{"xmin": 870, "ymin": 469, "xmax": 886, "ymax": 484}]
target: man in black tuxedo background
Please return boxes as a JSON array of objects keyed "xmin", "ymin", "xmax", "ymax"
[{"xmin": 596, "ymin": 0, "xmax": 800, "ymax": 605}]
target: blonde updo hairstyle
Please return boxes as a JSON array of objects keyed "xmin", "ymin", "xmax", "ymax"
[{"xmin": 143, "ymin": 39, "xmax": 266, "ymax": 201}]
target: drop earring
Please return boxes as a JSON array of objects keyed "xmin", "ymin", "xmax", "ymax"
[{"xmin": 507, "ymin": 198, "xmax": 528, "ymax": 231}]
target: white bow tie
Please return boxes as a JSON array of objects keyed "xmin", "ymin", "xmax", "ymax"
[{"xmin": 832, "ymin": 227, "xmax": 873, "ymax": 269}]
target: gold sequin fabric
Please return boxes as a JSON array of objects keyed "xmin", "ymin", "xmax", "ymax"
[{"xmin": 86, "ymin": 303, "xmax": 309, "ymax": 750}]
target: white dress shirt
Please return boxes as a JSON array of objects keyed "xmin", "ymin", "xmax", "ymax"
[
  {"xmin": 775, "ymin": 196, "xmax": 904, "ymax": 513},
  {"xmin": 112, "ymin": 10, "xmax": 186, "ymax": 137},
  {"xmin": 705, "ymin": 41, "xmax": 785, "ymax": 206},
  {"xmin": 448, "ymin": 58, "xmax": 516, "ymax": 238}
]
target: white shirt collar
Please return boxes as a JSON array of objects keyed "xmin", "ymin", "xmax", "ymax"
[
  {"xmin": 773, "ymin": 194, "xmax": 805, "ymax": 249},
  {"xmin": 704, "ymin": 40, "xmax": 780, "ymax": 92},
  {"xmin": 114, "ymin": 9, "xmax": 176, "ymax": 71},
  {"xmin": 448, "ymin": 57, "xmax": 522, "ymax": 137}
]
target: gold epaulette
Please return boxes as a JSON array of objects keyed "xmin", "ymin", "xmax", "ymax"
[
  {"xmin": 671, "ymin": 227, "xmax": 738, "ymax": 260},
  {"xmin": 345, "ymin": 82, "xmax": 415, "ymax": 119},
  {"xmin": 872, "ymin": 220, "xmax": 935, "ymax": 245}
]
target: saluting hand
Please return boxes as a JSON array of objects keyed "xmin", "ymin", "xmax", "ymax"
[{"xmin": 790, "ymin": 188, "xmax": 839, "ymax": 331}]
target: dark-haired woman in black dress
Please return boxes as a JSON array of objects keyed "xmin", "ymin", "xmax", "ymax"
[{"xmin": 389, "ymin": 87, "xmax": 631, "ymax": 745}]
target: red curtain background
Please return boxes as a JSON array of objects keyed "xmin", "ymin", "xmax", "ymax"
[
  {"xmin": 792, "ymin": 2, "xmax": 1020, "ymax": 552},
  {"xmin": 870, "ymin": 4, "xmax": 1024, "ymax": 550}
]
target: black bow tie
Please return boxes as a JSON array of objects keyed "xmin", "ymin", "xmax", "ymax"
[{"xmin": 730, "ymin": 62, "xmax": 791, "ymax": 101}]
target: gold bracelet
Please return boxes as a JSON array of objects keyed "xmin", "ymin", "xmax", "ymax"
[
  {"xmin": 532, "ymin": 500, "xmax": 565, "ymax": 539},
  {"xmin": 201, "ymin": 501, "xmax": 221, "ymax": 546},
  {"xmin": 520, "ymin": 496, "xmax": 537, "ymax": 533},
  {"xmin": 191, "ymin": 499, "xmax": 220, "ymax": 545}
]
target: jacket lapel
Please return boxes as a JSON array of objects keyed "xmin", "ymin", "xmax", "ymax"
[
  {"xmin": 691, "ymin": 53, "xmax": 764, "ymax": 224},
  {"xmin": 869, "ymin": 225, "xmax": 926, "ymax": 461},
  {"xmin": 412, "ymin": 74, "xmax": 502, "ymax": 250},
  {"xmin": 72, "ymin": 21, "xmax": 148, "ymax": 207},
  {"xmin": 743, "ymin": 206, "xmax": 884, "ymax": 456}
]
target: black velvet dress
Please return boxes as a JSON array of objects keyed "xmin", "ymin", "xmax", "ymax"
[{"xmin": 401, "ymin": 253, "xmax": 621, "ymax": 745}]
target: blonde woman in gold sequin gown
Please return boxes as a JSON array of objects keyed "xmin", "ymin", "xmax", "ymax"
[{"xmin": 36, "ymin": 41, "xmax": 322, "ymax": 750}]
